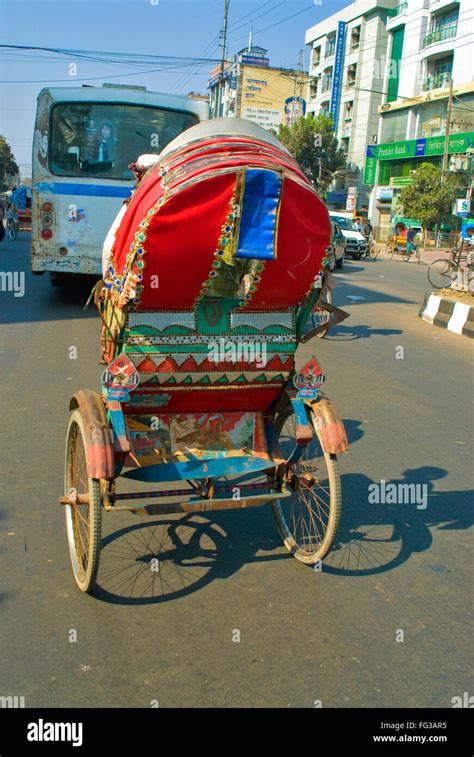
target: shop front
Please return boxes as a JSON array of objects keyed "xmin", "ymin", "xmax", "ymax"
[{"xmin": 367, "ymin": 131, "xmax": 474, "ymax": 240}]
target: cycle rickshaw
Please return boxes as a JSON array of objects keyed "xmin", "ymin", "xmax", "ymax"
[
  {"xmin": 384, "ymin": 220, "xmax": 421, "ymax": 263},
  {"xmin": 60, "ymin": 119, "xmax": 349, "ymax": 593}
]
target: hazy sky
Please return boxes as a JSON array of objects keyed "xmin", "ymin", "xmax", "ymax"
[{"xmin": 0, "ymin": 0, "xmax": 348, "ymax": 177}]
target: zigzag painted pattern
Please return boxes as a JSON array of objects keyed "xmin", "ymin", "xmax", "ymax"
[{"xmin": 129, "ymin": 353, "xmax": 294, "ymax": 373}]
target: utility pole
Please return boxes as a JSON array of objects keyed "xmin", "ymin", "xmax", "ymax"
[
  {"xmin": 216, "ymin": 0, "xmax": 231, "ymax": 118},
  {"xmin": 441, "ymin": 78, "xmax": 454, "ymax": 182}
]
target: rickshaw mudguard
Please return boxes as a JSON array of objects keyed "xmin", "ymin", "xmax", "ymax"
[
  {"xmin": 69, "ymin": 389, "xmax": 115, "ymax": 480},
  {"xmin": 307, "ymin": 396, "xmax": 349, "ymax": 455}
]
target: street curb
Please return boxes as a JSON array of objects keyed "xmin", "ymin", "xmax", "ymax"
[{"xmin": 419, "ymin": 293, "xmax": 474, "ymax": 338}]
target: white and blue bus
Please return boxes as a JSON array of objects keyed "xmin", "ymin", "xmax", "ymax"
[{"xmin": 31, "ymin": 84, "xmax": 209, "ymax": 284}]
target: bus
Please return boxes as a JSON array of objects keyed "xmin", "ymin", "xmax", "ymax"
[{"xmin": 31, "ymin": 84, "xmax": 209, "ymax": 284}]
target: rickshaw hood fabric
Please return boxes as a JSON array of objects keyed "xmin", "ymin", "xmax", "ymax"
[{"xmin": 105, "ymin": 118, "xmax": 330, "ymax": 310}]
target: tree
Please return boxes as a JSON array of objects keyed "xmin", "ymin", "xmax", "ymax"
[
  {"xmin": 398, "ymin": 162, "xmax": 457, "ymax": 242},
  {"xmin": 0, "ymin": 136, "xmax": 19, "ymax": 191},
  {"xmin": 275, "ymin": 114, "xmax": 346, "ymax": 193}
]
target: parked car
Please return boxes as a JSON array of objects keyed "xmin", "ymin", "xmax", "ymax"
[
  {"xmin": 327, "ymin": 219, "xmax": 346, "ymax": 270},
  {"xmin": 329, "ymin": 212, "xmax": 367, "ymax": 259}
]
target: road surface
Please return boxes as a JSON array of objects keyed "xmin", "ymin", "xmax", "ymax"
[{"xmin": 0, "ymin": 234, "xmax": 472, "ymax": 707}]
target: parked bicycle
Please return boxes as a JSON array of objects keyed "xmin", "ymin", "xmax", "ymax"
[{"xmin": 427, "ymin": 243, "xmax": 467, "ymax": 289}]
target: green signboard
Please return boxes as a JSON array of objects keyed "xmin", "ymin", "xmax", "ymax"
[
  {"xmin": 376, "ymin": 131, "xmax": 474, "ymax": 161},
  {"xmin": 363, "ymin": 144, "xmax": 377, "ymax": 185},
  {"xmin": 390, "ymin": 176, "xmax": 414, "ymax": 187}
]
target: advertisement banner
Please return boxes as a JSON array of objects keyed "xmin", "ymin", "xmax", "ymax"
[
  {"xmin": 346, "ymin": 186, "xmax": 357, "ymax": 211},
  {"xmin": 329, "ymin": 21, "xmax": 346, "ymax": 131},
  {"xmin": 240, "ymin": 65, "xmax": 308, "ymax": 131},
  {"xmin": 377, "ymin": 186, "xmax": 394, "ymax": 200}
]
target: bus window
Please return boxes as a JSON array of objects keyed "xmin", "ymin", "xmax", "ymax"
[{"xmin": 50, "ymin": 103, "xmax": 198, "ymax": 180}]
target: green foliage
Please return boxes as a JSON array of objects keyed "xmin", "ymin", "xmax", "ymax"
[
  {"xmin": 398, "ymin": 162, "xmax": 457, "ymax": 230},
  {"xmin": 0, "ymin": 136, "xmax": 19, "ymax": 191},
  {"xmin": 275, "ymin": 114, "xmax": 346, "ymax": 193}
]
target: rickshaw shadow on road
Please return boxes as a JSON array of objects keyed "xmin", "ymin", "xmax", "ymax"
[
  {"xmin": 323, "ymin": 466, "xmax": 473, "ymax": 576},
  {"xmin": 93, "ymin": 501, "xmax": 312, "ymax": 605},
  {"xmin": 90, "ymin": 458, "xmax": 471, "ymax": 603},
  {"xmin": 94, "ymin": 513, "xmax": 263, "ymax": 605},
  {"xmin": 323, "ymin": 324, "xmax": 403, "ymax": 341}
]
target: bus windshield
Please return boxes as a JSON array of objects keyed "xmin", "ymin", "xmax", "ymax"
[
  {"xmin": 331, "ymin": 216, "xmax": 358, "ymax": 232},
  {"xmin": 50, "ymin": 102, "xmax": 199, "ymax": 180}
]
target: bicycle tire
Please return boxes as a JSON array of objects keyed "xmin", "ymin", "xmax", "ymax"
[
  {"xmin": 427, "ymin": 259, "xmax": 455, "ymax": 289},
  {"xmin": 7, "ymin": 220, "xmax": 18, "ymax": 241}
]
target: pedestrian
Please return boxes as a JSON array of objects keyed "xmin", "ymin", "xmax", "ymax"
[
  {"xmin": 406, "ymin": 226, "xmax": 417, "ymax": 256},
  {"xmin": 363, "ymin": 219, "xmax": 373, "ymax": 238}
]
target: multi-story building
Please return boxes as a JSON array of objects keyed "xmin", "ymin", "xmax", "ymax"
[
  {"xmin": 208, "ymin": 43, "xmax": 310, "ymax": 131},
  {"xmin": 305, "ymin": 0, "xmax": 398, "ymax": 211},
  {"xmin": 367, "ymin": 0, "xmax": 474, "ymax": 239}
]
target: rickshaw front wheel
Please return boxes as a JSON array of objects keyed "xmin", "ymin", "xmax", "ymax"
[
  {"xmin": 384, "ymin": 242, "xmax": 394, "ymax": 260},
  {"xmin": 272, "ymin": 403, "xmax": 341, "ymax": 564},
  {"xmin": 64, "ymin": 409, "xmax": 102, "ymax": 593}
]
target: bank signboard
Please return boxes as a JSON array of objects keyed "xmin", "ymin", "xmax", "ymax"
[
  {"xmin": 455, "ymin": 198, "xmax": 470, "ymax": 217},
  {"xmin": 363, "ymin": 144, "xmax": 377, "ymax": 185},
  {"xmin": 390, "ymin": 176, "xmax": 414, "ymax": 187},
  {"xmin": 377, "ymin": 131, "xmax": 474, "ymax": 161}
]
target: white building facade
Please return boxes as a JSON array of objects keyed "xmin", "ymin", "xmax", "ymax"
[
  {"xmin": 368, "ymin": 0, "xmax": 474, "ymax": 239},
  {"xmin": 305, "ymin": 0, "xmax": 398, "ymax": 211}
]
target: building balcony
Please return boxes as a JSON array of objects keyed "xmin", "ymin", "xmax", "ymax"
[
  {"xmin": 386, "ymin": 2, "xmax": 408, "ymax": 29},
  {"xmin": 422, "ymin": 71, "xmax": 452, "ymax": 91},
  {"xmin": 429, "ymin": 0, "xmax": 460, "ymax": 11},
  {"xmin": 422, "ymin": 24, "xmax": 457, "ymax": 48},
  {"xmin": 394, "ymin": 2, "xmax": 408, "ymax": 16}
]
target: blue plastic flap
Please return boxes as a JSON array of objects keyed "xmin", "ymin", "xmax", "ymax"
[
  {"xmin": 234, "ymin": 169, "xmax": 282, "ymax": 260},
  {"xmin": 121, "ymin": 455, "xmax": 276, "ymax": 483}
]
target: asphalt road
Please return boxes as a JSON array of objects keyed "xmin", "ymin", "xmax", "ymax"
[{"xmin": 0, "ymin": 234, "xmax": 472, "ymax": 708}]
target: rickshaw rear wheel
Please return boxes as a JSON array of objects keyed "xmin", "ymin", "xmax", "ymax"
[
  {"xmin": 64, "ymin": 409, "xmax": 102, "ymax": 593},
  {"xmin": 272, "ymin": 403, "xmax": 341, "ymax": 564}
]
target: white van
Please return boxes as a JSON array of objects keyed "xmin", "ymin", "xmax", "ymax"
[{"xmin": 329, "ymin": 211, "xmax": 367, "ymax": 260}]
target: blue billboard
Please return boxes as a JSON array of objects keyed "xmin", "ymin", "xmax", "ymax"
[{"xmin": 329, "ymin": 21, "xmax": 346, "ymax": 131}]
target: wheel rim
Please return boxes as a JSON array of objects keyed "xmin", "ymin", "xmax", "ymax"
[
  {"xmin": 428, "ymin": 260, "xmax": 453, "ymax": 289},
  {"xmin": 274, "ymin": 409, "xmax": 333, "ymax": 557},
  {"xmin": 66, "ymin": 421, "xmax": 92, "ymax": 583}
]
